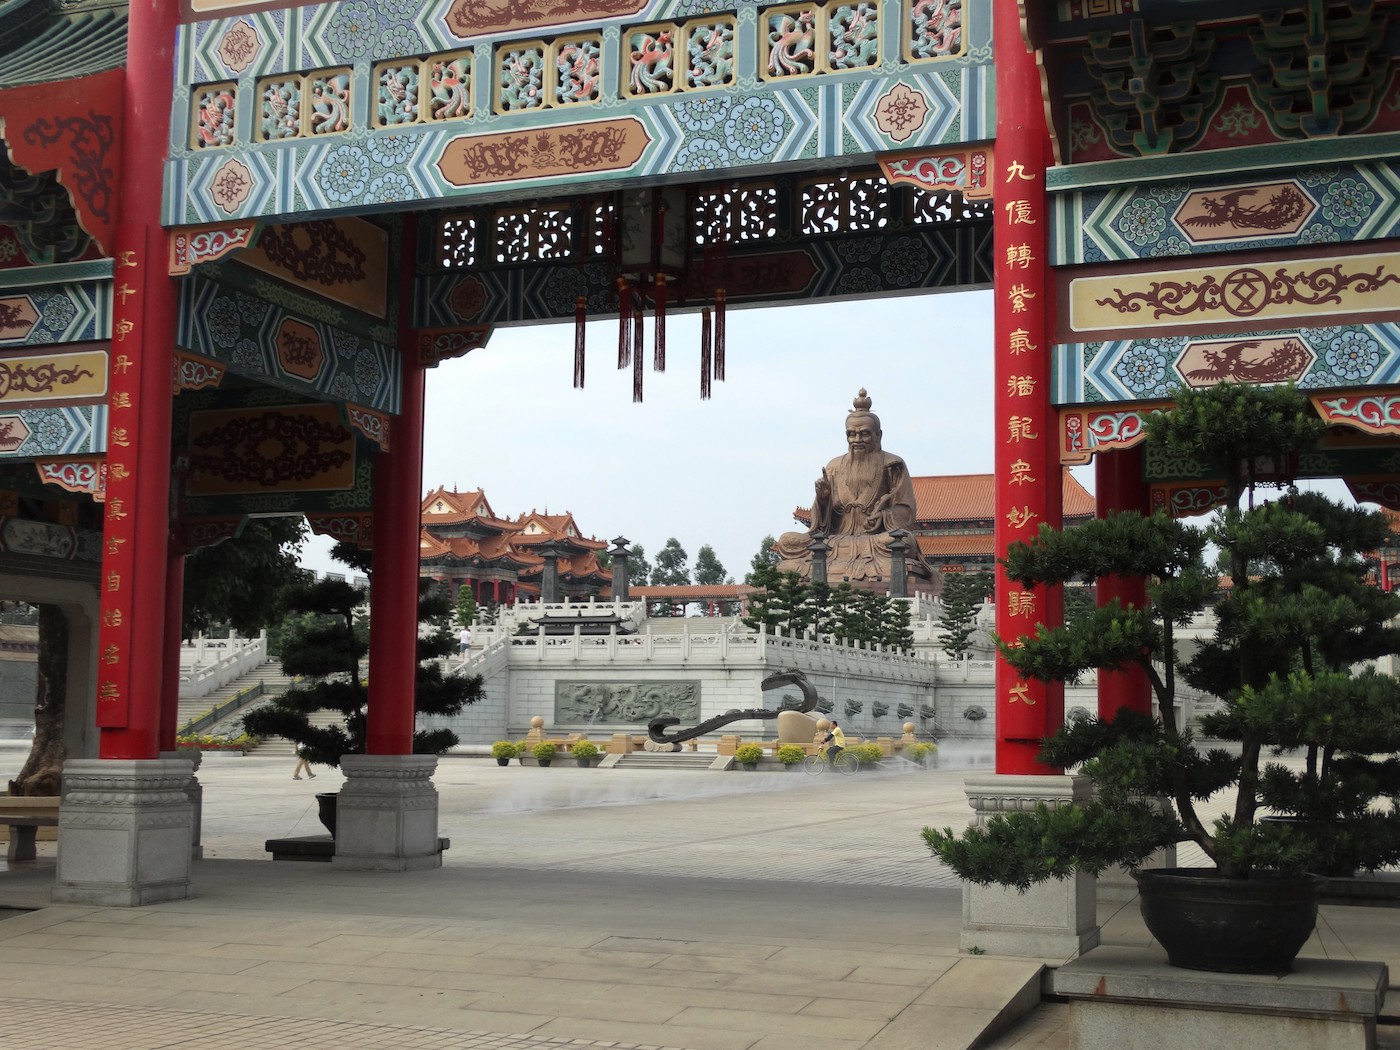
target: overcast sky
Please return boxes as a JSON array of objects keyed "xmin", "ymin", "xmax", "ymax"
[{"xmin": 296, "ymin": 288, "xmax": 1056, "ymax": 581}]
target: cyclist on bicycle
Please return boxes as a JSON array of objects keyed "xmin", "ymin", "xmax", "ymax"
[{"xmin": 823, "ymin": 719, "xmax": 846, "ymax": 762}]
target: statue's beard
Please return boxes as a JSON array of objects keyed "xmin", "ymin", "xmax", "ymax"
[{"xmin": 845, "ymin": 447, "xmax": 883, "ymax": 495}]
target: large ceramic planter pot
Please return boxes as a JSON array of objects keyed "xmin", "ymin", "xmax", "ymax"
[
  {"xmin": 537, "ymin": 758, "xmax": 551, "ymax": 767},
  {"xmin": 495, "ymin": 757, "xmax": 510, "ymax": 766},
  {"xmin": 1134, "ymin": 867, "xmax": 1324, "ymax": 974},
  {"xmin": 315, "ymin": 792, "xmax": 338, "ymax": 838},
  {"xmin": 576, "ymin": 757, "xmax": 592, "ymax": 768}
]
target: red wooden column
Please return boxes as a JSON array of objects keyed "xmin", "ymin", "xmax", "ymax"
[
  {"xmin": 365, "ymin": 217, "xmax": 425, "ymax": 756},
  {"xmin": 1095, "ymin": 446, "xmax": 1152, "ymax": 717},
  {"xmin": 993, "ymin": 0, "xmax": 1063, "ymax": 774},
  {"xmin": 158, "ymin": 545, "xmax": 187, "ymax": 753},
  {"xmin": 95, "ymin": 0, "xmax": 179, "ymax": 760}
]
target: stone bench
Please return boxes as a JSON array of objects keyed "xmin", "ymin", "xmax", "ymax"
[
  {"xmin": 265, "ymin": 835, "xmax": 451, "ymax": 862},
  {"xmin": 0, "ymin": 813, "xmax": 58, "ymax": 861}
]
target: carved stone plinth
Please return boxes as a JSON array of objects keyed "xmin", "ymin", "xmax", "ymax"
[
  {"xmin": 333, "ymin": 754, "xmax": 442, "ymax": 872},
  {"xmin": 161, "ymin": 749, "xmax": 204, "ymax": 860},
  {"xmin": 959, "ymin": 774, "xmax": 1100, "ymax": 960},
  {"xmin": 52, "ymin": 759, "xmax": 196, "ymax": 906}
]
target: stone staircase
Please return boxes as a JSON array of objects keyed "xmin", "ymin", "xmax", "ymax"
[
  {"xmin": 177, "ymin": 660, "xmax": 295, "ymax": 734},
  {"xmin": 610, "ymin": 750, "xmax": 718, "ymax": 770}
]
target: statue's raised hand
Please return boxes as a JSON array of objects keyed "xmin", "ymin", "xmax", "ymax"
[{"xmin": 815, "ymin": 468, "xmax": 832, "ymax": 503}]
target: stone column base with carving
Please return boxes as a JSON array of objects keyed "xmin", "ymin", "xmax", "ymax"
[
  {"xmin": 333, "ymin": 754, "xmax": 442, "ymax": 872},
  {"xmin": 958, "ymin": 774, "xmax": 1100, "ymax": 961},
  {"xmin": 161, "ymin": 749, "xmax": 204, "ymax": 860},
  {"xmin": 52, "ymin": 758, "xmax": 195, "ymax": 907}
]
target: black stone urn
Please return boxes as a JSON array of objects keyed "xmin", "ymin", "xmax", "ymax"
[
  {"xmin": 1134, "ymin": 867, "xmax": 1324, "ymax": 974},
  {"xmin": 315, "ymin": 792, "xmax": 338, "ymax": 838}
]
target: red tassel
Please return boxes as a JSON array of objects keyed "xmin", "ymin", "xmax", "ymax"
[
  {"xmin": 633, "ymin": 298, "xmax": 644, "ymax": 367},
  {"xmin": 714, "ymin": 288, "xmax": 726, "ymax": 382},
  {"xmin": 633, "ymin": 304, "xmax": 644, "ymax": 403},
  {"xmin": 700, "ymin": 306, "xmax": 712, "ymax": 400},
  {"xmin": 574, "ymin": 296, "xmax": 587, "ymax": 389},
  {"xmin": 653, "ymin": 273, "xmax": 666, "ymax": 372},
  {"xmin": 616, "ymin": 278, "xmax": 631, "ymax": 369}
]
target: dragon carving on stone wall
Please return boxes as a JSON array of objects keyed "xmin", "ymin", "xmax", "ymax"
[{"xmin": 646, "ymin": 670, "xmax": 818, "ymax": 749}]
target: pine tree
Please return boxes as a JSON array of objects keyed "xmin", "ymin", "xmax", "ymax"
[
  {"xmin": 938, "ymin": 573, "xmax": 982, "ymax": 659},
  {"xmin": 244, "ymin": 547, "xmax": 483, "ymax": 767},
  {"xmin": 454, "ymin": 584, "xmax": 477, "ymax": 627},
  {"xmin": 745, "ymin": 534, "xmax": 780, "ymax": 584}
]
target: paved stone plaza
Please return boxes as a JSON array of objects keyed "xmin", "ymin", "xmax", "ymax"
[{"xmin": 0, "ymin": 753, "xmax": 1394, "ymax": 1049}]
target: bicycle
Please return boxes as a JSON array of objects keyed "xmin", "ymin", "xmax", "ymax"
[{"xmin": 803, "ymin": 746, "xmax": 859, "ymax": 776}]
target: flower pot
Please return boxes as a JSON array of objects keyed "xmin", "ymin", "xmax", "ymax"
[
  {"xmin": 537, "ymin": 758, "xmax": 551, "ymax": 767},
  {"xmin": 576, "ymin": 757, "xmax": 592, "ymax": 767},
  {"xmin": 315, "ymin": 792, "xmax": 338, "ymax": 838},
  {"xmin": 496, "ymin": 757, "xmax": 510, "ymax": 766},
  {"xmin": 741, "ymin": 761, "xmax": 758, "ymax": 770},
  {"xmin": 1133, "ymin": 867, "xmax": 1324, "ymax": 974}
]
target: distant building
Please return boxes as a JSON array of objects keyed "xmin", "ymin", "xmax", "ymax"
[
  {"xmin": 795, "ymin": 469, "xmax": 1097, "ymax": 592},
  {"xmin": 419, "ymin": 487, "xmax": 609, "ymax": 605}
]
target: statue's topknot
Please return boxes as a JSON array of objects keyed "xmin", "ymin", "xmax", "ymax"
[{"xmin": 851, "ymin": 388, "xmax": 872, "ymax": 414}]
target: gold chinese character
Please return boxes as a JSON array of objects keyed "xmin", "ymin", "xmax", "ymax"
[
  {"xmin": 107, "ymin": 499, "xmax": 128, "ymax": 520},
  {"xmin": 1009, "ymin": 459, "xmax": 1035, "ymax": 485},
  {"xmin": 102, "ymin": 609, "xmax": 124, "ymax": 627},
  {"xmin": 1007, "ymin": 415, "xmax": 1038, "ymax": 441},
  {"xmin": 102, "ymin": 644, "xmax": 120, "ymax": 665},
  {"xmin": 1007, "ymin": 375, "xmax": 1036, "ymax": 396},
  {"xmin": 114, "ymin": 319, "xmax": 135, "ymax": 343},
  {"xmin": 105, "ymin": 573, "xmax": 121, "ymax": 592},
  {"xmin": 1005, "ymin": 160, "xmax": 1035, "ymax": 182},
  {"xmin": 98, "ymin": 681, "xmax": 121, "ymax": 702},
  {"xmin": 1004, "ymin": 200, "xmax": 1036, "ymax": 225},
  {"xmin": 1005, "ymin": 244, "xmax": 1034, "ymax": 269},
  {"xmin": 1008, "ymin": 329, "xmax": 1038, "ymax": 356},
  {"xmin": 105, "ymin": 536, "xmax": 126, "ymax": 556},
  {"xmin": 1008, "ymin": 682, "xmax": 1035, "ymax": 705},
  {"xmin": 1007, "ymin": 590, "xmax": 1036, "ymax": 616},
  {"xmin": 109, "ymin": 463, "xmax": 130, "ymax": 481},
  {"xmin": 110, "ymin": 428, "xmax": 130, "ymax": 447},
  {"xmin": 117, "ymin": 250, "xmax": 138, "ymax": 268},
  {"xmin": 1009, "ymin": 284, "xmax": 1037, "ymax": 312},
  {"xmin": 115, "ymin": 283, "xmax": 136, "ymax": 305},
  {"xmin": 111, "ymin": 392, "xmax": 132, "ymax": 410},
  {"xmin": 113, "ymin": 355, "xmax": 133, "ymax": 375},
  {"xmin": 1006, "ymin": 506, "xmax": 1038, "ymax": 529}
]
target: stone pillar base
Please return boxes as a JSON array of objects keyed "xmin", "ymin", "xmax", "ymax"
[
  {"xmin": 960, "ymin": 774, "xmax": 1099, "ymax": 961},
  {"xmin": 333, "ymin": 754, "xmax": 442, "ymax": 872},
  {"xmin": 161, "ymin": 750, "xmax": 204, "ymax": 860},
  {"xmin": 52, "ymin": 758, "xmax": 195, "ymax": 907}
]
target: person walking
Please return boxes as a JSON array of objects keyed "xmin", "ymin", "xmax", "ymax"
[
  {"xmin": 458, "ymin": 625, "xmax": 473, "ymax": 657},
  {"xmin": 292, "ymin": 744, "xmax": 315, "ymax": 780}
]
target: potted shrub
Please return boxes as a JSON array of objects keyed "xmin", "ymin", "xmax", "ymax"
[
  {"xmin": 777, "ymin": 744, "xmax": 806, "ymax": 769},
  {"xmin": 849, "ymin": 742, "xmax": 884, "ymax": 769},
  {"xmin": 571, "ymin": 740, "xmax": 600, "ymax": 767},
  {"xmin": 905, "ymin": 741, "xmax": 937, "ymax": 767},
  {"xmin": 491, "ymin": 741, "xmax": 518, "ymax": 766},
  {"xmin": 532, "ymin": 741, "xmax": 558, "ymax": 767},
  {"xmin": 923, "ymin": 383, "xmax": 1400, "ymax": 974},
  {"xmin": 734, "ymin": 743, "xmax": 764, "ymax": 770},
  {"xmin": 243, "ymin": 543, "xmax": 483, "ymax": 837}
]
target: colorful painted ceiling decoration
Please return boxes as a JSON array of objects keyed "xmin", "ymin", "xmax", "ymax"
[{"xmin": 167, "ymin": 0, "xmax": 986, "ymax": 226}]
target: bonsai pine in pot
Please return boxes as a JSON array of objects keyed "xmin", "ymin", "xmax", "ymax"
[
  {"xmin": 923, "ymin": 383, "xmax": 1400, "ymax": 974},
  {"xmin": 243, "ymin": 543, "xmax": 484, "ymax": 833}
]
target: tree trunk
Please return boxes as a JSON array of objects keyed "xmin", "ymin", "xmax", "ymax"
[{"xmin": 9, "ymin": 604, "xmax": 67, "ymax": 796}]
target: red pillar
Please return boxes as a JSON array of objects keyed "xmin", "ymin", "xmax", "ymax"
[
  {"xmin": 158, "ymin": 545, "xmax": 187, "ymax": 752},
  {"xmin": 96, "ymin": 0, "xmax": 179, "ymax": 759},
  {"xmin": 1095, "ymin": 447, "xmax": 1152, "ymax": 718},
  {"xmin": 993, "ymin": 0, "xmax": 1062, "ymax": 774},
  {"xmin": 365, "ymin": 217, "xmax": 425, "ymax": 756}
]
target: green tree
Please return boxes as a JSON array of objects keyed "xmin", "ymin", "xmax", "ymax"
[
  {"xmin": 694, "ymin": 545, "xmax": 727, "ymax": 586},
  {"xmin": 925, "ymin": 383, "xmax": 1400, "ymax": 885},
  {"xmin": 938, "ymin": 571, "xmax": 992, "ymax": 659},
  {"xmin": 651, "ymin": 538, "xmax": 691, "ymax": 586},
  {"xmin": 454, "ymin": 585, "xmax": 477, "ymax": 627},
  {"xmin": 243, "ymin": 545, "xmax": 483, "ymax": 767},
  {"xmin": 628, "ymin": 544, "xmax": 652, "ymax": 586},
  {"xmin": 745, "ymin": 534, "xmax": 779, "ymax": 584},
  {"xmin": 182, "ymin": 516, "xmax": 310, "ymax": 637}
]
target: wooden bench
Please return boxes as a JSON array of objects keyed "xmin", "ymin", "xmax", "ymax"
[{"xmin": 0, "ymin": 814, "xmax": 58, "ymax": 862}]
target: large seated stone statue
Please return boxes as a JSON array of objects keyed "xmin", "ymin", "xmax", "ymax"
[{"xmin": 775, "ymin": 389, "xmax": 933, "ymax": 592}]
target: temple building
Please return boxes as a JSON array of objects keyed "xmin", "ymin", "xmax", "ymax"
[
  {"xmin": 795, "ymin": 469, "xmax": 1097, "ymax": 591},
  {"xmin": 418, "ymin": 487, "xmax": 609, "ymax": 606}
]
